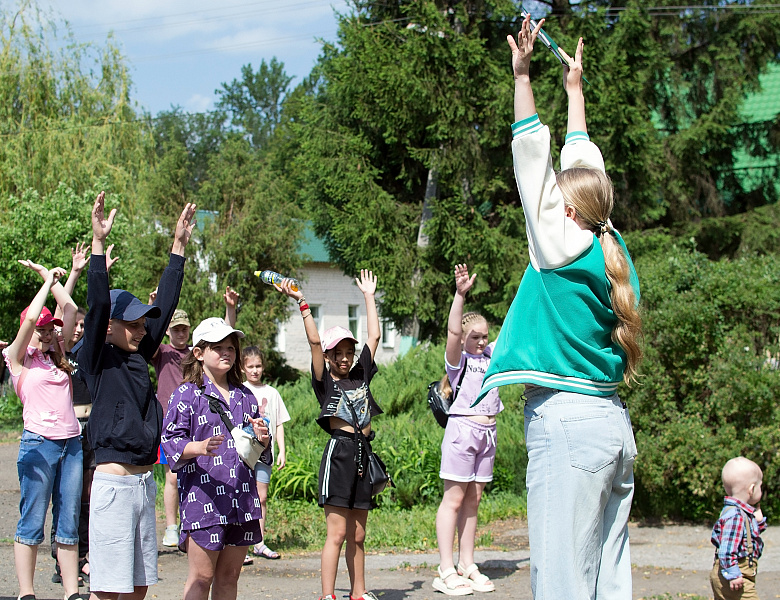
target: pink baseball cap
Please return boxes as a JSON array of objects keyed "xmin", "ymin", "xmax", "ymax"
[
  {"xmin": 20, "ymin": 306, "xmax": 63, "ymax": 328},
  {"xmin": 321, "ymin": 326, "xmax": 358, "ymax": 352}
]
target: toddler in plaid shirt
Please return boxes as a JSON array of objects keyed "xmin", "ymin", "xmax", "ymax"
[{"xmin": 710, "ymin": 457, "xmax": 767, "ymax": 599}]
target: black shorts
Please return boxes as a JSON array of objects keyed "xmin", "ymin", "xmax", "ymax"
[{"xmin": 318, "ymin": 432, "xmax": 374, "ymax": 511}]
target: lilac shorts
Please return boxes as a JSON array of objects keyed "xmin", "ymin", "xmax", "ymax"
[
  {"xmin": 440, "ymin": 416, "xmax": 497, "ymax": 483},
  {"xmin": 181, "ymin": 520, "xmax": 262, "ymax": 552}
]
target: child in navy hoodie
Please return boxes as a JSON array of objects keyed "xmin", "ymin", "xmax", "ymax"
[{"xmin": 79, "ymin": 191, "xmax": 196, "ymax": 600}]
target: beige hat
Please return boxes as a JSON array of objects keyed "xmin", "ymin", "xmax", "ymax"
[
  {"xmin": 169, "ymin": 309, "xmax": 190, "ymax": 328},
  {"xmin": 193, "ymin": 317, "xmax": 244, "ymax": 346}
]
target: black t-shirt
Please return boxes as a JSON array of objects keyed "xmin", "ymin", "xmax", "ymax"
[{"xmin": 311, "ymin": 344, "xmax": 382, "ymax": 434}]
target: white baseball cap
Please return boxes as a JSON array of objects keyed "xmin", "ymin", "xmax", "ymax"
[{"xmin": 192, "ymin": 317, "xmax": 245, "ymax": 346}]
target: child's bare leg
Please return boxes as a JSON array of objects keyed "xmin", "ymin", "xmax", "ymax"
[
  {"xmin": 322, "ymin": 506, "xmax": 348, "ymax": 596},
  {"xmin": 183, "ymin": 537, "xmax": 218, "ymax": 600},
  {"xmin": 57, "ymin": 541, "xmax": 80, "ymax": 597},
  {"xmin": 456, "ymin": 481, "xmax": 485, "ymax": 567},
  {"xmin": 256, "ymin": 481, "xmax": 269, "ymax": 540},
  {"xmin": 211, "ymin": 545, "xmax": 247, "ymax": 600},
  {"xmin": 344, "ymin": 509, "xmax": 368, "ymax": 597},
  {"xmin": 435, "ymin": 480, "xmax": 468, "ymax": 584},
  {"xmin": 163, "ymin": 465, "xmax": 178, "ymax": 528},
  {"xmin": 14, "ymin": 541, "xmax": 37, "ymax": 597}
]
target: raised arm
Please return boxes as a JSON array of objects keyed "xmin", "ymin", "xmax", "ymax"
[
  {"xmin": 274, "ymin": 279, "xmax": 325, "ymax": 380},
  {"xmin": 509, "ymin": 15, "xmax": 544, "ymax": 123},
  {"xmin": 141, "ymin": 204, "xmax": 194, "ymax": 357},
  {"xmin": 224, "ymin": 286, "xmax": 239, "ymax": 328},
  {"xmin": 558, "ymin": 38, "xmax": 586, "ymax": 137},
  {"xmin": 356, "ymin": 269, "xmax": 380, "ymax": 359},
  {"xmin": 446, "ymin": 264, "xmax": 475, "ymax": 366},
  {"xmin": 23, "ymin": 259, "xmax": 79, "ymax": 348},
  {"xmin": 60, "ymin": 242, "xmax": 90, "ymax": 301},
  {"xmin": 6, "ymin": 264, "xmax": 66, "ymax": 372},
  {"xmin": 82, "ymin": 192, "xmax": 115, "ymax": 375}
]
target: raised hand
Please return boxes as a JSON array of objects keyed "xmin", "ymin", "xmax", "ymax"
[
  {"xmin": 148, "ymin": 287, "xmax": 158, "ymax": 305},
  {"xmin": 200, "ymin": 434, "xmax": 226, "ymax": 457},
  {"xmin": 558, "ymin": 37, "xmax": 584, "ymax": 95},
  {"xmin": 105, "ymin": 243, "xmax": 120, "ymax": 272},
  {"xmin": 18, "ymin": 259, "xmax": 50, "ymax": 281},
  {"xmin": 508, "ymin": 14, "xmax": 544, "ymax": 79},
  {"xmin": 71, "ymin": 242, "xmax": 91, "ymax": 272},
  {"xmin": 224, "ymin": 286, "xmax": 239, "ymax": 309},
  {"xmin": 172, "ymin": 203, "xmax": 197, "ymax": 256},
  {"xmin": 454, "ymin": 263, "xmax": 476, "ymax": 297},
  {"xmin": 356, "ymin": 269, "xmax": 377, "ymax": 296},
  {"xmin": 91, "ymin": 191, "xmax": 116, "ymax": 243},
  {"xmin": 274, "ymin": 278, "xmax": 304, "ymax": 302}
]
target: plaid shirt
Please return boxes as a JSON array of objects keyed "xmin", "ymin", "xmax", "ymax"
[{"xmin": 711, "ymin": 496, "xmax": 767, "ymax": 580}]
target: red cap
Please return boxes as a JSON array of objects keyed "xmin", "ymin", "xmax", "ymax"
[{"xmin": 20, "ymin": 306, "xmax": 63, "ymax": 328}]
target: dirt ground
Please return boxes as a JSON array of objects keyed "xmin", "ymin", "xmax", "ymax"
[{"xmin": 0, "ymin": 440, "xmax": 777, "ymax": 600}]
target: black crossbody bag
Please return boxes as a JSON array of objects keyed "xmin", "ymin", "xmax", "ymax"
[
  {"xmin": 344, "ymin": 396, "xmax": 394, "ymax": 496},
  {"xmin": 427, "ymin": 357, "xmax": 468, "ymax": 428}
]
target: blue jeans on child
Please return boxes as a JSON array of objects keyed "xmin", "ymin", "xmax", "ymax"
[
  {"xmin": 523, "ymin": 387, "xmax": 637, "ymax": 600},
  {"xmin": 16, "ymin": 429, "xmax": 83, "ymax": 546}
]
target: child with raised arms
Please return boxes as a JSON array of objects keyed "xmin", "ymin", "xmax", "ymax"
[
  {"xmin": 4, "ymin": 260, "xmax": 81, "ymax": 600},
  {"xmin": 242, "ymin": 346, "xmax": 290, "ymax": 560},
  {"xmin": 79, "ymin": 191, "xmax": 196, "ymax": 600},
  {"xmin": 161, "ymin": 317, "xmax": 270, "ymax": 600},
  {"xmin": 473, "ymin": 16, "xmax": 643, "ymax": 599},
  {"xmin": 433, "ymin": 264, "xmax": 502, "ymax": 596},
  {"xmin": 274, "ymin": 270, "xmax": 382, "ymax": 600}
]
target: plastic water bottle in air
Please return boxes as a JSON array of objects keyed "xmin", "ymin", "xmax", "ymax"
[{"xmin": 254, "ymin": 269, "xmax": 299, "ymax": 292}]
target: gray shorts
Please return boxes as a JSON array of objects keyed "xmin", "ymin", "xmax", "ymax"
[{"xmin": 89, "ymin": 471, "xmax": 159, "ymax": 593}]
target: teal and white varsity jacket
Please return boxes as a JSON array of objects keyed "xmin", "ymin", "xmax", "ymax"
[{"xmin": 476, "ymin": 114, "xmax": 639, "ymax": 401}]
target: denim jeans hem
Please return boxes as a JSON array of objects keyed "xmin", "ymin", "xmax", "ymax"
[
  {"xmin": 15, "ymin": 535, "xmax": 44, "ymax": 546},
  {"xmin": 53, "ymin": 536, "xmax": 79, "ymax": 546}
]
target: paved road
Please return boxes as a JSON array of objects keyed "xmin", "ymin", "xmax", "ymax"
[{"xmin": 0, "ymin": 440, "xmax": 777, "ymax": 600}]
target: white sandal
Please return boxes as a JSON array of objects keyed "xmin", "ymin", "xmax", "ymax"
[
  {"xmin": 458, "ymin": 563, "xmax": 495, "ymax": 593},
  {"xmin": 433, "ymin": 565, "xmax": 473, "ymax": 596}
]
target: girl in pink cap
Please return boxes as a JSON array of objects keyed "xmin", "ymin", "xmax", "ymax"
[
  {"xmin": 3, "ymin": 259, "xmax": 81, "ymax": 600},
  {"xmin": 274, "ymin": 270, "xmax": 383, "ymax": 600}
]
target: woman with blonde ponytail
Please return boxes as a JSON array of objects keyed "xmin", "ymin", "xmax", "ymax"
[{"xmin": 474, "ymin": 15, "xmax": 642, "ymax": 600}]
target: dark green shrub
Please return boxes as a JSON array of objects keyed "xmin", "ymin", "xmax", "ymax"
[{"xmin": 625, "ymin": 244, "xmax": 780, "ymax": 521}]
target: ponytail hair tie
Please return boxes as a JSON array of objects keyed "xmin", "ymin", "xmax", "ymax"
[{"xmin": 596, "ymin": 218, "xmax": 613, "ymax": 237}]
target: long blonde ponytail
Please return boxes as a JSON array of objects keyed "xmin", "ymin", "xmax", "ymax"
[{"xmin": 556, "ymin": 167, "xmax": 642, "ymax": 384}]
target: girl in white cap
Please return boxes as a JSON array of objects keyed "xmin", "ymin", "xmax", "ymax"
[
  {"xmin": 274, "ymin": 270, "xmax": 382, "ymax": 600},
  {"xmin": 161, "ymin": 317, "xmax": 271, "ymax": 600}
]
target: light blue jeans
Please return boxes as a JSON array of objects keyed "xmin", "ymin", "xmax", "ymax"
[
  {"xmin": 524, "ymin": 387, "xmax": 637, "ymax": 600},
  {"xmin": 16, "ymin": 430, "xmax": 83, "ymax": 545}
]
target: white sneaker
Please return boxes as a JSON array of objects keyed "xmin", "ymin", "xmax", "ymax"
[{"xmin": 162, "ymin": 525, "xmax": 179, "ymax": 547}]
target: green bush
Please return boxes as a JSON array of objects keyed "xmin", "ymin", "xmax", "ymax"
[{"xmin": 624, "ymin": 243, "xmax": 780, "ymax": 521}]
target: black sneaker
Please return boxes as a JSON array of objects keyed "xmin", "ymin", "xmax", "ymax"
[{"xmin": 52, "ymin": 563, "xmax": 62, "ymax": 584}]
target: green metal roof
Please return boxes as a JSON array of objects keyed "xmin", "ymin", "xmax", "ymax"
[
  {"xmin": 299, "ymin": 223, "xmax": 330, "ymax": 263},
  {"xmin": 740, "ymin": 63, "xmax": 780, "ymax": 124}
]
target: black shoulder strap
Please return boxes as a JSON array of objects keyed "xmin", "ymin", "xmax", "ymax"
[
  {"xmin": 207, "ymin": 394, "xmax": 236, "ymax": 432},
  {"xmin": 452, "ymin": 357, "xmax": 468, "ymax": 402}
]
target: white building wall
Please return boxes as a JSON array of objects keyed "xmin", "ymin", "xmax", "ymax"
[{"xmin": 276, "ymin": 263, "xmax": 400, "ymax": 371}]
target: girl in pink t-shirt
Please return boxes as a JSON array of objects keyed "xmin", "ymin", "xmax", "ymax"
[{"xmin": 3, "ymin": 260, "xmax": 82, "ymax": 600}]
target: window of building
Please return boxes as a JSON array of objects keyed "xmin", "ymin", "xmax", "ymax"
[
  {"xmin": 310, "ymin": 305, "xmax": 322, "ymax": 331},
  {"xmin": 382, "ymin": 319, "xmax": 395, "ymax": 348},
  {"xmin": 348, "ymin": 305, "xmax": 359, "ymax": 339}
]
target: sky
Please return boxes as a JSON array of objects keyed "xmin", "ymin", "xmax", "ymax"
[{"xmin": 36, "ymin": 0, "xmax": 352, "ymax": 115}]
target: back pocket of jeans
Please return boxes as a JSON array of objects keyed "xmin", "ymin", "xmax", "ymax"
[{"xmin": 560, "ymin": 413, "xmax": 620, "ymax": 473}]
